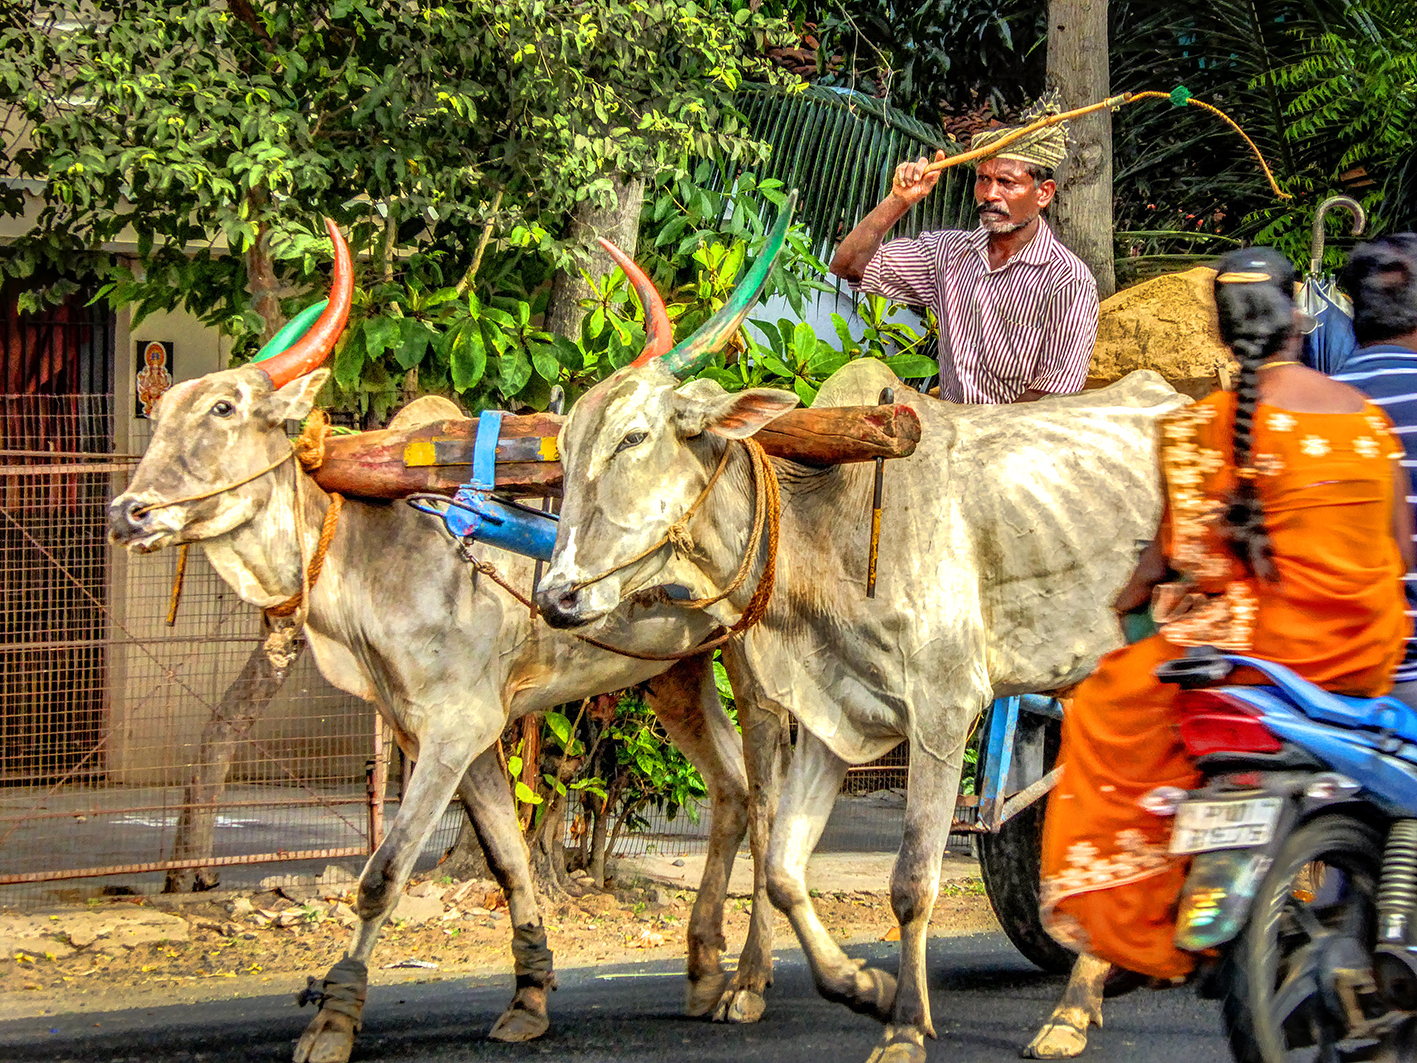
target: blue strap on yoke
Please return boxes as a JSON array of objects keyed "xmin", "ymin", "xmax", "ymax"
[{"xmin": 410, "ymin": 410, "xmax": 559, "ymax": 562}]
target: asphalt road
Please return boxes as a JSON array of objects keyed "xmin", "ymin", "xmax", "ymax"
[{"xmin": 0, "ymin": 933, "xmax": 1231, "ymax": 1063}]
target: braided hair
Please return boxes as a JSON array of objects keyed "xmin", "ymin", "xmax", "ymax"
[{"xmin": 1211, "ymin": 247, "xmax": 1298, "ymax": 582}]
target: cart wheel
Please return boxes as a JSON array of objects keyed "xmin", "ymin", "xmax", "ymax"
[
  {"xmin": 975, "ymin": 709, "xmax": 1074, "ymax": 975},
  {"xmin": 977, "ymin": 787, "xmax": 1075, "ymax": 974}
]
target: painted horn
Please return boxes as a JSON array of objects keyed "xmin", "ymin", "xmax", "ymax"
[
  {"xmin": 256, "ymin": 218, "xmax": 353, "ymax": 388},
  {"xmin": 597, "ymin": 239, "xmax": 672, "ymax": 363},
  {"xmin": 251, "ymin": 298, "xmax": 328, "ymax": 365},
  {"xmin": 654, "ymin": 191, "xmax": 797, "ymax": 380}
]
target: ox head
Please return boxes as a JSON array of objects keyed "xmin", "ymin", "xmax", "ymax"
[
  {"xmin": 535, "ymin": 202, "xmax": 800, "ymax": 628},
  {"xmin": 108, "ymin": 219, "xmax": 351, "ymax": 552}
]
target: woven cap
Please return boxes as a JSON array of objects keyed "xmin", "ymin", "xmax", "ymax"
[{"xmin": 969, "ymin": 122, "xmax": 1068, "ymax": 170}]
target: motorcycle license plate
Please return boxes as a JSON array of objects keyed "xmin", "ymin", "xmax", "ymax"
[{"xmin": 1170, "ymin": 796, "xmax": 1282, "ymax": 854}]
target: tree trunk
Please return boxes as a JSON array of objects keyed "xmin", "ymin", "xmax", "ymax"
[
  {"xmin": 164, "ymin": 617, "xmax": 305, "ymax": 892},
  {"xmin": 588, "ymin": 792, "xmax": 611, "ymax": 888},
  {"xmin": 439, "ymin": 815, "xmax": 494, "ymax": 881},
  {"xmin": 1046, "ymin": 0, "xmax": 1116, "ymax": 299},
  {"xmin": 245, "ymin": 187, "xmax": 283, "ymax": 340},
  {"xmin": 527, "ymin": 788, "xmax": 572, "ymax": 899},
  {"xmin": 544, "ymin": 176, "xmax": 646, "ymax": 342}
]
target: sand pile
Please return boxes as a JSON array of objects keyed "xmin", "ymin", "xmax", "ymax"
[{"xmin": 1089, "ymin": 267, "xmax": 1229, "ymax": 392}]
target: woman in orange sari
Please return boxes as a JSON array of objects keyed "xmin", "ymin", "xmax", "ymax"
[{"xmin": 1039, "ymin": 248, "xmax": 1414, "ymax": 982}]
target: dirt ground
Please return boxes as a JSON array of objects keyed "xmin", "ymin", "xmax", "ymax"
[{"xmin": 0, "ymin": 866, "xmax": 999, "ymax": 1020}]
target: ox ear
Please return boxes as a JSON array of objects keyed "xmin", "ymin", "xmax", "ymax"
[
  {"xmin": 672, "ymin": 386, "xmax": 799, "ymax": 440},
  {"xmin": 260, "ymin": 368, "xmax": 331, "ymax": 426}
]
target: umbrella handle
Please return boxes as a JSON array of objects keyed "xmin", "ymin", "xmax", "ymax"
[{"xmin": 1310, "ymin": 195, "xmax": 1366, "ymax": 275}]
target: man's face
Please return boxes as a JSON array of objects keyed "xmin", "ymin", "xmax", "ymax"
[{"xmin": 974, "ymin": 158, "xmax": 1056, "ymax": 234}]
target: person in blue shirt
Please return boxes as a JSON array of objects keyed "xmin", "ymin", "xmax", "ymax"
[{"xmin": 1336, "ymin": 234, "xmax": 1417, "ymax": 705}]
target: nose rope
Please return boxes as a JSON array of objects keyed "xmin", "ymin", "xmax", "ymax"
[
  {"xmin": 154, "ymin": 411, "xmax": 338, "ymax": 629},
  {"xmin": 132, "ymin": 447, "xmax": 296, "ymax": 518},
  {"xmin": 473, "ymin": 437, "xmax": 780, "ymax": 663},
  {"xmin": 563, "ymin": 440, "xmax": 735, "ymax": 595},
  {"xmin": 134, "ymin": 409, "xmax": 333, "ymax": 519}
]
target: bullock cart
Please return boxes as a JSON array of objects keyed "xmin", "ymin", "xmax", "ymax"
[{"xmin": 310, "ymin": 396, "xmax": 1068, "ymax": 974}]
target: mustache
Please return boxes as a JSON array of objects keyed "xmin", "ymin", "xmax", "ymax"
[{"xmin": 976, "ymin": 203, "xmax": 1008, "ymax": 217}]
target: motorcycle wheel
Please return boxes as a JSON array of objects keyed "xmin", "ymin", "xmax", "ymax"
[{"xmin": 1223, "ymin": 813, "xmax": 1382, "ymax": 1063}]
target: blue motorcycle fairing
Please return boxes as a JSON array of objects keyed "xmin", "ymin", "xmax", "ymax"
[
  {"xmin": 1207, "ymin": 686, "xmax": 1417, "ymax": 815},
  {"xmin": 1211, "ymin": 653, "xmax": 1417, "ymax": 744}
]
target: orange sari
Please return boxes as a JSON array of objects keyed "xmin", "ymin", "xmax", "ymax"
[{"xmin": 1040, "ymin": 390, "xmax": 1409, "ymax": 979}]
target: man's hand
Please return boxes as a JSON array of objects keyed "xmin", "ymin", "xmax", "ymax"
[
  {"xmin": 891, "ymin": 151, "xmax": 948, "ymax": 207},
  {"xmin": 830, "ymin": 150, "xmax": 948, "ymax": 283}
]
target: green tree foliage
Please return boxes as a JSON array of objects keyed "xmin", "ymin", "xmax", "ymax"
[
  {"xmin": 1264, "ymin": 2, "xmax": 1417, "ymax": 241},
  {"xmin": 735, "ymin": 85, "xmax": 976, "ymax": 261},
  {"xmin": 0, "ymin": 1, "xmax": 787, "ymax": 394},
  {"xmin": 760, "ymin": 0, "xmax": 1044, "ymax": 122}
]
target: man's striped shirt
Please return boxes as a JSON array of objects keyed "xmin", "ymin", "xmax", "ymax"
[
  {"xmin": 1336, "ymin": 343, "xmax": 1417, "ymax": 682},
  {"xmin": 854, "ymin": 220, "xmax": 1098, "ymax": 404}
]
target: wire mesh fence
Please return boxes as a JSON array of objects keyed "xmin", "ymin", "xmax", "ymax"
[
  {"xmin": 1, "ymin": 393, "xmax": 962, "ymax": 907},
  {"xmin": 0, "ymin": 391, "xmax": 393, "ymax": 906},
  {"xmin": 593, "ymin": 739, "xmax": 974, "ymax": 864}
]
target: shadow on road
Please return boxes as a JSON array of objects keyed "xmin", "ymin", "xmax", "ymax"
[{"xmin": 0, "ymin": 934, "xmax": 1227, "ymax": 1063}]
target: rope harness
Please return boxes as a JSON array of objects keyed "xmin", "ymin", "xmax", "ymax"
[
  {"xmin": 468, "ymin": 437, "xmax": 780, "ymax": 662},
  {"xmin": 163, "ymin": 412, "xmax": 342, "ymax": 650}
]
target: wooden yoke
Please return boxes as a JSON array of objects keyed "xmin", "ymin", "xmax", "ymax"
[{"xmin": 311, "ymin": 402, "xmax": 922, "ymax": 500}]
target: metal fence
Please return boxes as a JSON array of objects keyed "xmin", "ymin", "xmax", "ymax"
[{"xmin": 0, "ymin": 392, "xmax": 394, "ymax": 905}]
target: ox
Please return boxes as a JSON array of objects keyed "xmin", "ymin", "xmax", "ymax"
[
  {"xmin": 107, "ymin": 222, "xmax": 787, "ymax": 1063},
  {"xmin": 534, "ymin": 257, "xmax": 1190, "ymax": 1060}
]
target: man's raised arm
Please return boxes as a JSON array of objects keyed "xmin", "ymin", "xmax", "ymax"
[{"xmin": 830, "ymin": 150, "xmax": 948, "ymax": 284}]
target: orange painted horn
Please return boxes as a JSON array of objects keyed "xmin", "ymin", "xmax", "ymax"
[
  {"xmin": 257, "ymin": 218, "xmax": 353, "ymax": 389},
  {"xmin": 596, "ymin": 238, "xmax": 672, "ymax": 364}
]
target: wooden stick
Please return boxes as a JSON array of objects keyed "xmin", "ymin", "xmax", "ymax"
[
  {"xmin": 924, "ymin": 93, "xmax": 1129, "ymax": 175},
  {"xmin": 310, "ymin": 403, "xmax": 922, "ymax": 500},
  {"xmin": 923, "ymin": 89, "xmax": 1290, "ymax": 199}
]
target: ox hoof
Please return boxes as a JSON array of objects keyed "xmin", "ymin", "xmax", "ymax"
[
  {"xmin": 851, "ymin": 965, "xmax": 898, "ymax": 1022},
  {"xmin": 293, "ymin": 1009, "xmax": 356, "ymax": 1063},
  {"xmin": 712, "ymin": 986, "xmax": 767, "ymax": 1024},
  {"xmin": 866, "ymin": 1027, "xmax": 927, "ymax": 1063},
  {"xmin": 488, "ymin": 986, "xmax": 550, "ymax": 1043},
  {"xmin": 1021, "ymin": 1019, "xmax": 1089, "ymax": 1059},
  {"xmin": 685, "ymin": 970, "xmax": 729, "ymax": 1018}
]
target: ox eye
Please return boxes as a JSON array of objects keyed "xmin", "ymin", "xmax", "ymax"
[
  {"xmin": 615, "ymin": 430, "xmax": 647, "ymax": 454},
  {"xmin": 211, "ymin": 400, "xmax": 235, "ymax": 417}
]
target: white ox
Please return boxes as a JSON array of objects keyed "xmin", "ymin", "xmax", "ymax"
[
  {"xmin": 536, "ymin": 355, "xmax": 1189, "ymax": 1063},
  {"xmin": 106, "ymin": 226, "xmax": 785, "ymax": 1063}
]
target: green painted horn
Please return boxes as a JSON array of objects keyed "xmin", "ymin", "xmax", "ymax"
[
  {"xmin": 251, "ymin": 299, "xmax": 328, "ymax": 364},
  {"xmin": 654, "ymin": 191, "xmax": 797, "ymax": 380}
]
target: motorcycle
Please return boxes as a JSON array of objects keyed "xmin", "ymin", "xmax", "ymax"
[{"xmin": 1154, "ymin": 646, "xmax": 1417, "ymax": 1062}]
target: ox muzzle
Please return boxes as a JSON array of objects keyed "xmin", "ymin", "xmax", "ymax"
[
  {"xmin": 107, "ymin": 491, "xmax": 170, "ymax": 551},
  {"xmin": 533, "ymin": 578, "xmax": 597, "ymax": 630}
]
